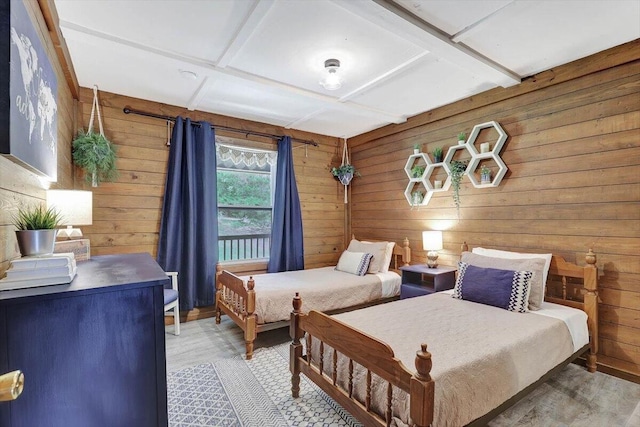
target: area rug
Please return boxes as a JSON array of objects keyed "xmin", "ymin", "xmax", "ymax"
[{"xmin": 167, "ymin": 343, "xmax": 361, "ymax": 426}]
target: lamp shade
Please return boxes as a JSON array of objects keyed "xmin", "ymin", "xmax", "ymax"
[
  {"xmin": 46, "ymin": 190, "xmax": 93, "ymax": 226},
  {"xmin": 422, "ymin": 230, "xmax": 443, "ymax": 251}
]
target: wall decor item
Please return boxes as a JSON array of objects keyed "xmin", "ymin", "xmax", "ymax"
[
  {"xmin": 72, "ymin": 86, "xmax": 118, "ymax": 186},
  {"xmin": 1, "ymin": 0, "xmax": 59, "ymax": 181},
  {"xmin": 405, "ymin": 121, "xmax": 508, "ymax": 211},
  {"xmin": 330, "ymin": 138, "xmax": 359, "ymax": 203}
]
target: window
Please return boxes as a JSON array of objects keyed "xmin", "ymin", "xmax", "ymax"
[{"xmin": 216, "ymin": 142, "xmax": 276, "ymax": 262}]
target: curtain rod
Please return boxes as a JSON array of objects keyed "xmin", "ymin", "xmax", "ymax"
[{"xmin": 122, "ymin": 107, "xmax": 319, "ymax": 147}]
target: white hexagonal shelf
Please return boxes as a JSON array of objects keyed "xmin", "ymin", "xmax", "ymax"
[
  {"xmin": 404, "ymin": 180, "xmax": 433, "ymax": 207},
  {"xmin": 466, "ymin": 121, "xmax": 508, "ymax": 156},
  {"xmin": 404, "ymin": 153, "xmax": 431, "ymax": 181},
  {"xmin": 467, "ymin": 155, "xmax": 508, "ymax": 188},
  {"xmin": 424, "ymin": 163, "xmax": 450, "ymax": 192},
  {"xmin": 443, "ymin": 143, "xmax": 473, "ymax": 175}
]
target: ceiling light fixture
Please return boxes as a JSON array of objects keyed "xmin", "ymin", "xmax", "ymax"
[
  {"xmin": 320, "ymin": 58, "xmax": 342, "ymax": 90},
  {"xmin": 179, "ymin": 69, "xmax": 198, "ymax": 80}
]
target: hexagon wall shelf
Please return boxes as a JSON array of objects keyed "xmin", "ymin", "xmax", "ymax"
[
  {"xmin": 465, "ymin": 121, "xmax": 508, "ymax": 188},
  {"xmin": 404, "ymin": 120, "xmax": 509, "ymax": 207}
]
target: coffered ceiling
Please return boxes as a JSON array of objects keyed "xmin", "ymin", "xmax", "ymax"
[{"xmin": 54, "ymin": 0, "xmax": 640, "ymax": 138}]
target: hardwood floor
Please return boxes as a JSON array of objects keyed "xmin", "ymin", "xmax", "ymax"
[{"xmin": 165, "ymin": 317, "xmax": 640, "ymax": 426}]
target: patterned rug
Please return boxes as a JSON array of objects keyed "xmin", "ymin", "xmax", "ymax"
[{"xmin": 167, "ymin": 343, "xmax": 361, "ymax": 426}]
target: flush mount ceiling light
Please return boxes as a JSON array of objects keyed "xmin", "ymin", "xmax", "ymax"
[
  {"xmin": 319, "ymin": 58, "xmax": 342, "ymax": 90},
  {"xmin": 179, "ymin": 69, "xmax": 198, "ymax": 80}
]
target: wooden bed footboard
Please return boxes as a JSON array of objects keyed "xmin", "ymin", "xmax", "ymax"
[
  {"xmin": 290, "ymin": 293, "xmax": 434, "ymax": 427},
  {"xmin": 215, "ymin": 265, "xmax": 258, "ymax": 359}
]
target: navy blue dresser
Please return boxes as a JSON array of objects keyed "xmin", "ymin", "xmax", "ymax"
[{"xmin": 0, "ymin": 253, "xmax": 169, "ymax": 427}]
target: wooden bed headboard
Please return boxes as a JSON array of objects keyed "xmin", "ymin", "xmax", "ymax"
[
  {"xmin": 352, "ymin": 235, "xmax": 411, "ymax": 273},
  {"xmin": 460, "ymin": 242, "xmax": 598, "ymax": 372}
]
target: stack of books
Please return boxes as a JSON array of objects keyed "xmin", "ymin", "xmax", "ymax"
[{"xmin": 0, "ymin": 253, "xmax": 77, "ymax": 291}]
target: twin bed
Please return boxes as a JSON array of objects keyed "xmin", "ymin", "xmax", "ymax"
[
  {"xmin": 215, "ymin": 238, "xmax": 598, "ymax": 425},
  {"xmin": 215, "ymin": 237, "xmax": 411, "ymax": 359},
  {"xmin": 290, "ymin": 247, "xmax": 599, "ymax": 426}
]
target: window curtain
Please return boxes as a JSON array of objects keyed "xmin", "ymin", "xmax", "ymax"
[
  {"xmin": 157, "ymin": 117, "xmax": 218, "ymax": 311},
  {"xmin": 267, "ymin": 136, "xmax": 304, "ymax": 272}
]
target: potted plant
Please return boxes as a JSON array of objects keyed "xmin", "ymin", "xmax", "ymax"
[
  {"xmin": 12, "ymin": 205, "xmax": 63, "ymax": 256},
  {"xmin": 331, "ymin": 164, "xmax": 360, "ymax": 186},
  {"xmin": 457, "ymin": 132, "xmax": 466, "ymax": 145},
  {"xmin": 432, "ymin": 146, "xmax": 443, "ymax": 163},
  {"xmin": 480, "ymin": 165, "xmax": 492, "ymax": 184},
  {"xmin": 411, "ymin": 190, "xmax": 423, "ymax": 205},
  {"xmin": 449, "ymin": 160, "xmax": 468, "ymax": 217},
  {"xmin": 413, "ymin": 144, "xmax": 421, "ymax": 154},
  {"xmin": 411, "ymin": 165, "xmax": 425, "ymax": 178},
  {"xmin": 72, "ymin": 130, "xmax": 118, "ymax": 187}
]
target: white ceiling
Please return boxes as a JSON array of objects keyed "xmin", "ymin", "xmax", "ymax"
[{"xmin": 54, "ymin": 0, "xmax": 640, "ymax": 138}]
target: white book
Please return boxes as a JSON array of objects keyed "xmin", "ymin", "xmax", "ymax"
[
  {"xmin": 0, "ymin": 267, "xmax": 77, "ymax": 291},
  {"xmin": 5, "ymin": 262, "xmax": 76, "ymax": 280},
  {"xmin": 9, "ymin": 253, "xmax": 75, "ymax": 270}
]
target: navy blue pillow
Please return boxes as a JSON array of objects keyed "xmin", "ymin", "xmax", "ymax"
[{"xmin": 452, "ymin": 262, "xmax": 533, "ymax": 313}]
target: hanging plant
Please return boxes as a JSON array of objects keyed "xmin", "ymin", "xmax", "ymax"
[
  {"xmin": 332, "ymin": 139, "xmax": 360, "ymax": 203},
  {"xmin": 449, "ymin": 159, "xmax": 468, "ymax": 218},
  {"xmin": 72, "ymin": 130, "xmax": 118, "ymax": 186},
  {"xmin": 331, "ymin": 164, "xmax": 360, "ymax": 185},
  {"xmin": 73, "ymin": 85, "xmax": 118, "ymax": 186}
]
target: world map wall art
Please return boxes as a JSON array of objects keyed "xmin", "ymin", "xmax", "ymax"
[{"xmin": 1, "ymin": 0, "xmax": 58, "ymax": 181}]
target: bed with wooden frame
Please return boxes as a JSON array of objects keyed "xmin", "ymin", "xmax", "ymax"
[
  {"xmin": 215, "ymin": 238, "xmax": 411, "ymax": 359},
  {"xmin": 290, "ymin": 248, "xmax": 598, "ymax": 427}
]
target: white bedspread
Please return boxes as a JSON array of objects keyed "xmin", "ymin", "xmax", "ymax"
[
  {"xmin": 330, "ymin": 293, "xmax": 583, "ymax": 426},
  {"xmin": 242, "ymin": 267, "xmax": 400, "ymax": 324}
]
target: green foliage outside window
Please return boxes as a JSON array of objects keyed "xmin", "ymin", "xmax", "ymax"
[{"xmin": 217, "ymin": 170, "xmax": 272, "ymax": 236}]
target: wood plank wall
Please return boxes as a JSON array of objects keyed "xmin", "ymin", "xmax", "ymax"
[
  {"xmin": 0, "ymin": 0, "xmax": 75, "ymax": 273},
  {"xmin": 348, "ymin": 41, "xmax": 640, "ymax": 381},
  {"xmin": 74, "ymin": 89, "xmax": 344, "ymax": 317}
]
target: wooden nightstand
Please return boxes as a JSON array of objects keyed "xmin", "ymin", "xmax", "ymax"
[{"xmin": 400, "ymin": 264, "xmax": 457, "ymax": 299}]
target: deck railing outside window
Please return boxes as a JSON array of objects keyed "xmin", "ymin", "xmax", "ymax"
[
  {"xmin": 218, "ymin": 233, "xmax": 270, "ymax": 261},
  {"xmin": 218, "ymin": 205, "xmax": 271, "ymax": 261}
]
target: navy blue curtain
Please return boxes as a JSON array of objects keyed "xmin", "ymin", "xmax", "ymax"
[
  {"xmin": 267, "ymin": 136, "xmax": 304, "ymax": 272},
  {"xmin": 157, "ymin": 117, "xmax": 218, "ymax": 311}
]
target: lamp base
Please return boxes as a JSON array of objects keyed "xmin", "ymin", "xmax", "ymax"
[
  {"xmin": 426, "ymin": 251, "xmax": 439, "ymax": 268},
  {"xmin": 56, "ymin": 226, "xmax": 83, "ymax": 240}
]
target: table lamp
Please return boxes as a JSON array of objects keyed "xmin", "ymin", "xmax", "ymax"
[
  {"xmin": 46, "ymin": 190, "xmax": 93, "ymax": 239},
  {"xmin": 422, "ymin": 230, "xmax": 443, "ymax": 268}
]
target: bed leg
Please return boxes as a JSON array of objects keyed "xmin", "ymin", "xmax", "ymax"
[
  {"xmin": 215, "ymin": 263, "xmax": 222, "ymax": 324},
  {"xmin": 245, "ymin": 340, "xmax": 254, "ymax": 360},
  {"xmin": 290, "ymin": 292, "xmax": 303, "ymax": 398},
  {"xmin": 584, "ymin": 249, "xmax": 598, "ymax": 373},
  {"xmin": 586, "ymin": 353, "xmax": 597, "ymax": 373}
]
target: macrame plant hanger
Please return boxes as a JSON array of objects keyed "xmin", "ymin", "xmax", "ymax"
[
  {"xmin": 339, "ymin": 138, "xmax": 352, "ymax": 204},
  {"xmin": 87, "ymin": 85, "xmax": 105, "ymax": 187}
]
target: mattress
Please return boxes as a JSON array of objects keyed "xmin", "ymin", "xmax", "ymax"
[{"xmin": 242, "ymin": 266, "xmax": 400, "ymax": 324}]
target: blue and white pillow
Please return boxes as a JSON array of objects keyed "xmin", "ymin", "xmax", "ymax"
[
  {"xmin": 453, "ymin": 261, "xmax": 533, "ymax": 313},
  {"xmin": 335, "ymin": 251, "xmax": 374, "ymax": 276}
]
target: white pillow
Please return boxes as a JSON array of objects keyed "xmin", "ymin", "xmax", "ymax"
[
  {"xmin": 472, "ymin": 247, "xmax": 553, "ymax": 289},
  {"xmin": 363, "ymin": 241, "xmax": 395, "ymax": 273},
  {"xmin": 335, "ymin": 251, "xmax": 373, "ymax": 276},
  {"xmin": 347, "ymin": 239, "xmax": 388, "ymax": 274}
]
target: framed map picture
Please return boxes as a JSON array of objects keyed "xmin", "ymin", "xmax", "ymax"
[{"xmin": 0, "ymin": 0, "xmax": 58, "ymax": 181}]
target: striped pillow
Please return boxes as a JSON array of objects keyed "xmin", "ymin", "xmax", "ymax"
[
  {"xmin": 453, "ymin": 262, "xmax": 533, "ymax": 313},
  {"xmin": 335, "ymin": 251, "xmax": 374, "ymax": 276}
]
